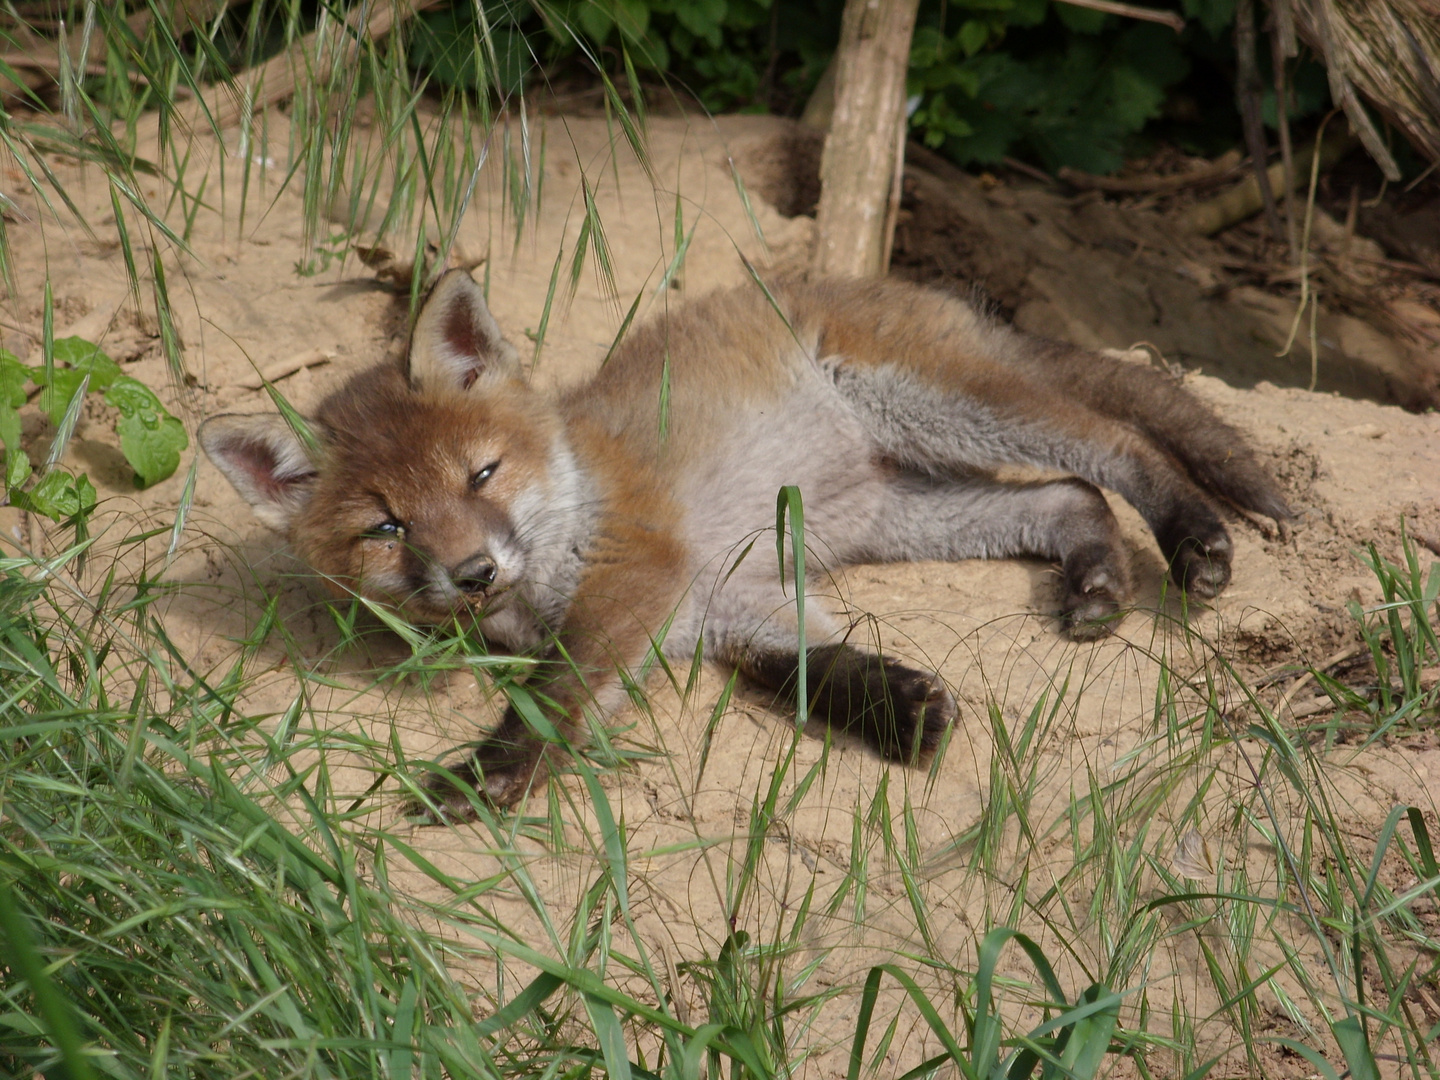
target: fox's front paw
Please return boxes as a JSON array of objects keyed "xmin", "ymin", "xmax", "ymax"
[
  {"xmin": 406, "ymin": 749, "xmax": 543, "ymax": 823},
  {"xmin": 867, "ymin": 659, "xmax": 956, "ymax": 763}
]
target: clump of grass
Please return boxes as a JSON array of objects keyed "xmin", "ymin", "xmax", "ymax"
[{"xmin": 0, "ymin": 543, "xmax": 509, "ymax": 1078}]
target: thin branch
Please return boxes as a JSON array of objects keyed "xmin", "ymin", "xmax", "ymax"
[
  {"xmin": 1053, "ymin": 0, "xmax": 1185, "ymax": 33},
  {"xmin": 1058, "ymin": 149, "xmax": 1244, "ymax": 194},
  {"xmin": 1236, "ymin": 0, "xmax": 1282, "ymax": 238}
]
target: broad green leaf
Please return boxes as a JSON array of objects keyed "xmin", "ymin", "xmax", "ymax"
[
  {"xmin": 5, "ymin": 446, "xmax": 31, "ymax": 492},
  {"xmin": 12, "ymin": 469, "xmax": 96, "ymax": 521},
  {"xmin": 105, "ymin": 376, "xmax": 188, "ymax": 487},
  {"xmin": 0, "ymin": 350, "xmax": 27, "ymax": 408},
  {"xmin": 611, "ymin": 0, "xmax": 650, "ymax": 42},
  {"xmin": 959, "ymin": 19, "xmax": 990, "ymax": 57},
  {"xmin": 577, "ymin": 3, "xmax": 613, "ymax": 42},
  {"xmin": 675, "ymin": 0, "xmax": 726, "ymax": 42},
  {"xmin": 32, "ymin": 338, "xmax": 120, "ymax": 425},
  {"xmin": 51, "ymin": 336, "xmax": 121, "ymax": 389},
  {"xmin": 1331, "ymin": 1017, "xmax": 1380, "ymax": 1080}
]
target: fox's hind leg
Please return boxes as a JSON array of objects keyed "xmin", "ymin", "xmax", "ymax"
[
  {"xmin": 705, "ymin": 571, "xmax": 955, "ymax": 762},
  {"xmin": 830, "ymin": 359, "xmax": 1238, "ymax": 599},
  {"xmin": 1010, "ymin": 339, "xmax": 1292, "ymax": 525},
  {"xmin": 853, "ymin": 472, "xmax": 1133, "ymax": 638}
]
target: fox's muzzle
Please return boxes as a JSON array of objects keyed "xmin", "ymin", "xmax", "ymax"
[{"xmin": 452, "ymin": 554, "xmax": 498, "ymax": 596}]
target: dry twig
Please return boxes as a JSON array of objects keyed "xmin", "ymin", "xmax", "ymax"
[
  {"xmin": 237, "ymin": 348, "xmax": 335, "ymax": 390},
  {"xmin": 1058, "ymin": 150, "xmax": 1244, "ymax": 194},
  {"xmin": 1179, "ymin": 132, "xmax": 1358, "ymax": 235}
]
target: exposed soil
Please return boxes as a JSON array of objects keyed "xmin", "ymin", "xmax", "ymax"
[{"xmin": 1, "ymin": 110, "xmax": 1436, "ymax": 1077}]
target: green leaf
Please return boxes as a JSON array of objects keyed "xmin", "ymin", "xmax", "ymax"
[
  {"xmin": 958, "ymin": 19, "xmax": 990, "ymax": 57},
  {"xmin": 0, "ymin": 351, "xmax": 28, "ymax": 455},
  {"xmin": 1055, "ymin": 2, "xmax": 1108, "ymax": 33},
  {"xmin": 0, "ymin": 350, "xmax": 27, "ymax": 409},
  {"xmin": 1331, "ymin": 1017, "xmax": 1379, "ymax": 1080},
  {"xmin": 105, "ymin": 376, "xmax": 188, "ymax": 487},
  {"xmin": 5, "ymin": 446, "xmax": 31, "ymax": 492},
  {"xmin": 577, "ymin": 3, "xmax": 614, "ymax": 42},
  {"xmin": 12, "ymin": 469, "xmax": 96, "ymax": 521},
  {"xmin": 51, "ymin": 337, "xmax": 121, "ymax": 389},
  {"xmin": 37, "ymin": 369, "xmax": 85, "ymax": 427},
  {"xmin": 31, "ymin": 338, "xmax": 121, "ymax": 425},
  {"xmin": 611, "ymin": 0, "xmax": 650, "ymax": 42},
  {"xmin": 674, "ymin": 0, "xmax": 726, "ymax": 43},
  {"xmin": 1183, "ymin": 0, "xmax": 1236, "ymax": 37}
]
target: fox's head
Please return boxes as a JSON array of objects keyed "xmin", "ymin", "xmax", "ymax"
[{"xmin": 202, "ymin": 270, "xmax": 569, "ymax": 625}]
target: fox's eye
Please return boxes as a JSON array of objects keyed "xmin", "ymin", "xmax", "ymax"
[
  {"xmin": 470, "ymin": 460, "xmax": 500, "ymax": 490},
  {"xmin": 365, "ymin": 520, "xmax": 405, "ymax": 541}
]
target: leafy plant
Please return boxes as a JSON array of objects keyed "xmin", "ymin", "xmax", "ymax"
[
  {"xmin": 908, "ymin": 4, "xmax": 1201, "ymax": 174},
  {"xmin": 0, "ymin": 335, "xmax": 187, "ymax": 511},
  {"xmin": 411, "ymin": 0, "xmax": 821, "ymax": 113},
  {"xmin": 401, "ymin": 0, "xmax": 1295, "ymax": 175}
]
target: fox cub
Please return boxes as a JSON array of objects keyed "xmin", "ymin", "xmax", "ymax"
[{"xmin": 202, "ymin": 270, "xmax": 1290, "ymax": 814}]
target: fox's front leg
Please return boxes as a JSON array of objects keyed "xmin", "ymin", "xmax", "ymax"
[
  {"xmin": 710, "ymin": 580, "xmax": 956, "ymax": 762},
  {"xmin": 416, "ymin": 522, "xmax": 688, "ymax": 818},
  {"xmin": 737, "ymin": 643, "xmax": 956, "ymax": 761}
]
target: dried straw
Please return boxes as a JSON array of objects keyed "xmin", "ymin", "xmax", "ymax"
[{"xmin": 1282, "ymin": 0, "xmax": 1440, "ymax": 179}]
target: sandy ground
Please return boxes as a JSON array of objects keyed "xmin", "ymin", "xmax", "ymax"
[{"xmin": 2, "ymin": 110, "xmax": 1438, "ymax": 1076}]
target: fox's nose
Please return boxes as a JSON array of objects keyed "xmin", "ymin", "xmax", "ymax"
[{"xmin": 452, "ymin": 555, "xmax": 497, "ymax": 595}]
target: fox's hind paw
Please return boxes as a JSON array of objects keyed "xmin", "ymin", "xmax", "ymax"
[
  {"xmin": 805, "ymin": 646, "xmax": 955, "ymax": 763},
  {"xmin": 1169, "ymin": 530, "xmax": 1233, "ymax": 599},
  {"xmin": 405, "ymin": 759, "xmax": 487, "ymax": 824}
]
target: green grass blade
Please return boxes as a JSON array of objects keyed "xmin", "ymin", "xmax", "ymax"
[{"xmin": 0, "ymin": 877, "xmax": 100, "ymax": 1080}]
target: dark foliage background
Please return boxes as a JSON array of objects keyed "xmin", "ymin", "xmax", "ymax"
[{"xmin": 401, "ymin": 0, "xmax": 1334, "ymax": 175}]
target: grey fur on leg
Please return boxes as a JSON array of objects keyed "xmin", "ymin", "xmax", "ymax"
[{"xmin": 850, "ymin": 472, "xmax": 1133, "ymax": 637}]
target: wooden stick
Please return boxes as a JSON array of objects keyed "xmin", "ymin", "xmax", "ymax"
[
  {"xmin": 1054, "ymin": 0, "xmax": 1185, "ymax": 32},
  {"xmin": 1178, "ymin": 132, "xmax": 1359, "ymax": 236},
  {"xmin": 812, "ymin": 0, "xmax": 922, "ymax": 279},
  {"xmin": 236, "ymin": 347, "xmax": 335, "ymax": 390},
  {"xmin": 1058, "ymin": 149, "xmax": 1244, "ymax": 194},
  {"xmin": 879, "ymin": 111, "xmax": 907, "ymax": 272},
  {"xmin": 1235, "ymin": 0, "xmax": 1282, "ymax": 238}
]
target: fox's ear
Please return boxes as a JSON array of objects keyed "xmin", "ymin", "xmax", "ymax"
[
  {"xmin": 407, "ymin": 269, "xmax": 521, "ymax": 393},
  {"xmin": 199, "ymin": 414, "xmax": 323, "ymax": 532}
]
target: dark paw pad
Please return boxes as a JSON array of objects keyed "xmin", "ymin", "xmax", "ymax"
[
  {"xmin": 873, "ymin": 661, "xmax": 957, "ymax": 762},
  {"xmin": 1170, "ymin": 531, "xmax": 1232, "ymax": 599},
  {"xmin": 1060, "ymin": 549, "xmax": 1129, "ymax": 640}
]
